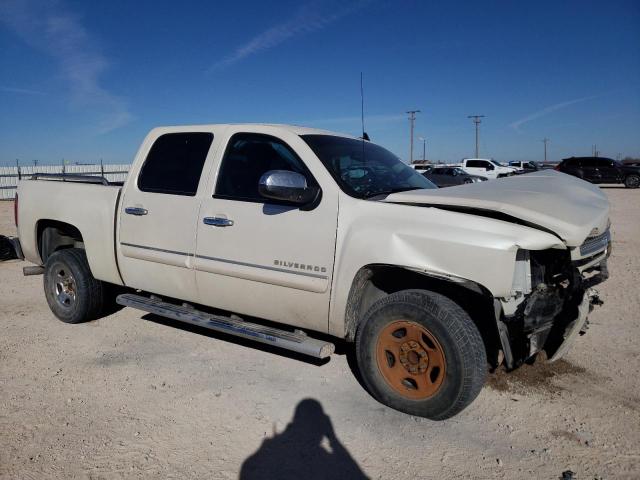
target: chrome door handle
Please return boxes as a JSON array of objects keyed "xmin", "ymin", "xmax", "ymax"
[
  {"xmin": 125, "ymin": 207, "xmax": 148, "ymax": 216},
  {"xmin": 203, "ymin": 217, "xmax": 234, "ymax": 227}
]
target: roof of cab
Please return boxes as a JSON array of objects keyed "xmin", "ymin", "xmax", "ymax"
[{"xmin": 151, "ymin": 123, "xmax": 360, "ymax": 139}]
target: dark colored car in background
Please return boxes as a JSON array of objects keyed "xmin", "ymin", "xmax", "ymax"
[
  {"xmin": 423, "ymin": 167, "xmax": 487, "ymax": 187},
  {"xmin": 556, "ymin": 157, "xmax": 640, "ymax": 188}
]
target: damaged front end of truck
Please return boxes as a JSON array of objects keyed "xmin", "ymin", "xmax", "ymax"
[{"xmin": 497, "ymin": 228, "xmax": 611, "ymax": 369}]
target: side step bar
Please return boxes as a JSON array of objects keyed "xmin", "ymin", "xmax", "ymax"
[{"xmin": 116, "ymin": 293, "xmax": 335, "ymax": 359}]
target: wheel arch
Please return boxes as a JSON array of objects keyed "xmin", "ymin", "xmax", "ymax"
[
  {"xmin": 36, "ymin": 219, "xmax": 85, "ymax": 264},
  {"xmin": 344, "ymin": 264, "xmax": 501, "ymax": 367}
]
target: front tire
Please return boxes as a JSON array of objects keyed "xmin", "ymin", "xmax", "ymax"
[
  {"xmin": 44, "ymin": 248, "xmax": 109, "ymax": 323},
  {"xmin": 624, "ymin": 174, "xmax": 639, "ymax": 188},
  {"xmin": 355, "ymin": 289, "xmax": 487, "ymax": 420}
]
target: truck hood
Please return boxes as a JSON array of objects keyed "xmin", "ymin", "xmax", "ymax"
[{"xmin": 383, "ymin": 170, "xmax": 609, "ymax": 247}]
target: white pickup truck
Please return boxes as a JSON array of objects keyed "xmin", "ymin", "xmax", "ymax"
[
  {"xmin": 14, "ymin": 124, "xmax": 611, "ymax": 419},
  {"xmin": 459, "ymin": 158, "xmax": 519, "ymax": 179}
]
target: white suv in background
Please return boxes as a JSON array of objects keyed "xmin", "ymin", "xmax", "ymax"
[{"xmin": 459, "ymin": 158, "xmax": 518, "ymax": 179}]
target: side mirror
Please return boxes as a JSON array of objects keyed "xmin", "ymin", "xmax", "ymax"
[
  {"xmin": 486, "ymin": 164, "xmax": 495, "ymax": 171},
  {"xmin": 258, "ymin": 170, "xmax": 319, "ymax": 205}
]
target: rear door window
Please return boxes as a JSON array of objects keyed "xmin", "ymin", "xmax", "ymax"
[
  {"xmin": 582, "ymin": 158, "xmax": 601, "ymax": 167},
  {"xmin": 138, "ymin": 132, "xmax": 213, "ymax": 196}
]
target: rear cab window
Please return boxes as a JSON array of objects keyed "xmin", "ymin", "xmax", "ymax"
[{"xmin": 138, "ymin": 132, "xmax": 213, "ymax": 196}]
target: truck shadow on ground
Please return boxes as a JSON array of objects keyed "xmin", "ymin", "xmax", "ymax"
[{"xmin": 239, "ymin": 398, "xmax": 369, "ymax": 480}]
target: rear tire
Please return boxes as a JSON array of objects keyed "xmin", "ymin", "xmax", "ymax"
[
  {"xmin": 624, "ymin": 174, "xmax": 639, "ymax": 188},
  {"xmin": 355, "ymin": 289, "xmax": 487, "ymax": 420},
  {"xmin": 44, "ymin": 248, "xmax": 110, "ymax": 323}
]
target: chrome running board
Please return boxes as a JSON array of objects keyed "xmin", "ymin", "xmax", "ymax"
[{"xmin": 116, "ymin": 293, "xmax": 335, "ymax": 359}]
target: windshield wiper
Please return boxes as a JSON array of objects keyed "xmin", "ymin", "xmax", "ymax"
[{"xmin": 363, "ymin": 186, "xmax": 423, "ymax": 199}]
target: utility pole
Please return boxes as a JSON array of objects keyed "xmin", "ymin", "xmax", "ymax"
[
  {"xmin": 542, "ymin": 138, "xmax": 549, "ymax": 163},
  {"xmin": 418, "ymin": 136, "xmax": 426, "ymax": 161},
  {"xmin": 467, "ymin": 115, "xmax": 485, "ymax": 158},
  {"xmin": 407, "ymin": 110, "xmax": 420, "ymax": 163}
]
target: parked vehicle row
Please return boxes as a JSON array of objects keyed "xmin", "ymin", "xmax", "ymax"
[{"xmin": 414, "ymin": 156, "xmax": 639, "ymax": 189}]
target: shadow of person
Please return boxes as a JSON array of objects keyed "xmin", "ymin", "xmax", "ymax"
[{"xmin": 239, "ymin": 398, "xmax": 368, "ymax": 480}]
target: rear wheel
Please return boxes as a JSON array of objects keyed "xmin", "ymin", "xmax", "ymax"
[
  {"xmin": 624, "ymin": 174, "xmax": 639, "ymax": 188},
  {"xmin": 44, "ymin": 248, "xmax": 112, "ymax": 323},
  {"xmin": 355, "ymin": 289, "xmax": 487, "ymax": 419}
]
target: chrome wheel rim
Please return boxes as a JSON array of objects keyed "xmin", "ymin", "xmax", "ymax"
[{"xmin": 54, "ymin": 268, "xmax": 76, "ymax": 308}]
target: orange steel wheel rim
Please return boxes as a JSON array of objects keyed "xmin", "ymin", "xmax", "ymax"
[{"xmin": 375, "ymin": 320, "xmax": 446, "ymax": 400}]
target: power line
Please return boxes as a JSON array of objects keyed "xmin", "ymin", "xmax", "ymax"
[
  {"xmin": 467, "ymin": 115, "xmax": 485, "ymax": 158},
  {"xmin": 407, "ymin": 110, "xmax": 420, "ymax": 163}
]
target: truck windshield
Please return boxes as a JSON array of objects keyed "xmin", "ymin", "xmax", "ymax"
[{"xmin": 301, "ymin": 134, "xmax": 436, "ymax": 198}]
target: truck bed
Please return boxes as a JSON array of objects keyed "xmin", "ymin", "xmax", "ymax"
[{"xmin": 17, "ymin": 179, "xmax": 124, "ymax": 285}]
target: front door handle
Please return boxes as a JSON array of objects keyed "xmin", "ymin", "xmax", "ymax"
[
  {"xmin": 203, "ymin": 217, "xmax": 234, "ymax": 227},
  {"xmin": 125, "ymin": 207, "xmax": 148, "ymax": 216}
]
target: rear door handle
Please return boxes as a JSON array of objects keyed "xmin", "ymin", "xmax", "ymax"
[
  {"xmin": 125, "ymin": 207, "xmax": 148, "ymax": 216},
  {"xmin": 203, "ymin": 217, "xmax": 234, "ymax": 227}
]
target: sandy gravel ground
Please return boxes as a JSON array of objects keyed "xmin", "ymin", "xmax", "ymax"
[{"xmin": 1, "ymin": 188, "xmax": 639, "ymax": 479}]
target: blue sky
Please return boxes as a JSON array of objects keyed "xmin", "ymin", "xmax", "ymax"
[{"xmin": 1, "ymin": 0, "xmax": 639, "ymax": 165}]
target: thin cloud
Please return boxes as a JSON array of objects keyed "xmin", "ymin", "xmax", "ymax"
[
  {"xmin": 209, "ymin": 0, "xmax": 370, "ymax": 72},
  {"xmin": 0, "ymin": 85, "xmax": 46, "ymax": 95},
  {"xmin": 0, "ymin": 0, "xmax": 133, "ymax": 134},
  {"xmin": 509, "ymin": 95, "xmax": 598, "ymax": 133}
]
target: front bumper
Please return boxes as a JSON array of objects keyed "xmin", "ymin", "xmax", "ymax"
[
  {"xmin": 548, "ymin": 289, "xmax": 594, "ymax": 362},
  {"xmin": 497, "ymin": 248, "xmax": 609, "ymax": 369}
]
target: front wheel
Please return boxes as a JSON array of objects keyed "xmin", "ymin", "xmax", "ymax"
[
  {"xmin": 624, "ymin": 174, "xmax": 639, "ymax": 188},
  {"xmin": 355, "ymin": 289, "xmax": 487, "ymax": 420},
  {"xmin": 44, "ymin": 248, "xmax": 110, "ymax": 323}
]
